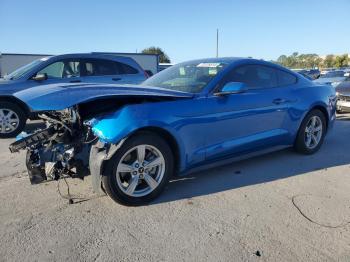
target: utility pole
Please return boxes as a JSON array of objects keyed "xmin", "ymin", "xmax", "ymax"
[{"xmin": 216, "ymin": 29, "xmax": 219, "ymax": 58}]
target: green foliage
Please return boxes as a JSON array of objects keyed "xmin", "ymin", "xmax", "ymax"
[
  {"xmin": 334, "ymin": 54, "xmax": 349, "ymax": 68},
  {"xmin": 275, "ymin": 53, "xmax": 349, "ymax": 69},
  {"xmin": 323, "ymin": 55, "xmax": 335, "ymax": 68},
  {"xmin": 141, "ymin": 46, "xmax": 171, "ymax": 63}
]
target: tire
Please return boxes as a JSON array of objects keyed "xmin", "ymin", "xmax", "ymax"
[
  {"xmin": 0, "ymin": 102, "xmax": 27, "ymax": 138},
  {"xmin": 102, "ymin": 132, "xmax": 174, "ymax": 206},
  {"xmin": 294, "ymin": 109, "xmax": 326, "ymax": 154}
]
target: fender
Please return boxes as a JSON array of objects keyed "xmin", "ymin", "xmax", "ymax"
[{"xmin": 90, "ymin": 103, "xmax": 187, "ymax": 171}]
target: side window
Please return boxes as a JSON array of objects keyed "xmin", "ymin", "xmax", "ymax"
[
  {"xmin": 65, "ymin": 61, "xmax": 80, "ymax": 78},
  {"xmin": 222, "ymin": 65, "xmax": 278, "ymax": 89},
  {"xmin": 38, "ymin": 62, "xmax": 64, "ymax": 78},
  {"xmin": 119, "ymin": 62, "xmax": 138, "ymax": 74},
  {"xmin": 82, "ymin": 59, "xmax": 120, "ymax": 76},
  {"xmin": 37, "ymin": 60, "xmax": 80, "ymax": 79},
  {"xmin": 277, "ymin": 70, "xmax": 297, "ymax": 86}
]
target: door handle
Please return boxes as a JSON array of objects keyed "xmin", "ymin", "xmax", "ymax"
[
  {"xmin": 273, "ymin": 98, "xmax": 288, "ymax": 104},
  {"xmin": 69, "ymin": 79, "xmax": 81, "ymax": 83},
  {"xmin": 112, "ymin": 78, "xmax": 121, "ymax": 81}
]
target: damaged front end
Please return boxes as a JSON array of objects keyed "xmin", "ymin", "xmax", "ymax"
[
  {"xmin": 9, "ymin": 107, "xmax": 93, "ymax": 186},
  {"xmin": 8, "ymin": 83, "xmax": 194, "ymax": 204}
]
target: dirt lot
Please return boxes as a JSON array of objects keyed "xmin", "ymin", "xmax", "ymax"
[{"xmin": 1, "ymin": 116, "xmax": 350, "ymax": 262}]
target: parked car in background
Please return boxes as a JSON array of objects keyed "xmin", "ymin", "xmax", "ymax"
[
  {"xmin": 158, "ymin": 63, "xmax": 173, "ymax": 72},
  {"xmin": 295, "ymin": 70, "xmax": 313, "ymax": 80},
  {"xmin": 335, "ymin": 76, "xmax": 350, "ymax": 113},
  {"xmin": 320, "ymin": 68, "xmax": 335, "ymax": 75},
  {"xmin": 293, "ymin": 69, "xmax": 320, "ymax": 80},
  {"xmin": 0, "ymin": 53, "xmax": 147, "ymax": 137},
  {"xmin": 10, "ymin": 58, "xmax": 336, "ymax": 205},
  {"xmin": 313, "ymin": 70, "xmax": 346, "ymax": 88},
  {"xmin": 307, "ymin": 69, "xmax": 320, "ymax": 79}
]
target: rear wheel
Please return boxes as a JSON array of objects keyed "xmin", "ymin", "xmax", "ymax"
[
  {"xmin": 294, "ymin": 109, "xmax": 326, "ymax": 154},
  {"xmin": 102, "ymin": 132, "xmax": 174, "ymax": 206},
  {"xmin": 0, "ymin": 102, "xmax": 27, "ymax": 138}
]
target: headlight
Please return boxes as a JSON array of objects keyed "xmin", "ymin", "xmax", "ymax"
[
  {"xmin": 84, "ymin": 118, "xmax": 99, "ymax": 127},
  {"xmin": 336, "ymin": 91, "xmax": 339, "ymax": 96}
]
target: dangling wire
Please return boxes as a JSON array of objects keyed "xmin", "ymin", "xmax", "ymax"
[{"xmin": 56, "ymin": 171, "xmax": 74, "ymax": 204}]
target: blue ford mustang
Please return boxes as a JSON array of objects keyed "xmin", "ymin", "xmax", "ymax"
[{"xmin": 10, "ymin": 58, "xmax": 336, "ymax": 205}]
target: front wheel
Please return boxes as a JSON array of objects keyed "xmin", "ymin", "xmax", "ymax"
[
  {"xmin": 0, "ymin": 102, "xmax": 27, "ymax": 138},
  {"xmin": 102, "ymin": 132, "xmax": 174, "ymax": 206},
  {"xmin": 294, "ymin": 109, "xmax": 326, "ymax": 154}
]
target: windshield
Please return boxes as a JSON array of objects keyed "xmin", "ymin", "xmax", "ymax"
[
  {"xmin": 320, "ymin": 71, "xmax": 345, "ymax": 78},
  {"xmin": 4, "ymin": 59, "xmax": 45, "ymax": 80},
  {"xmin": 142, "ymin": 61, "xmax": 228, "ymax": 93}
]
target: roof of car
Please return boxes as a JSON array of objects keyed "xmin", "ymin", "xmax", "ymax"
[
  {"xmin": 178, "ymin": 57, "xmax": 294, "ymax": 72},
  {"xmin": 49, "ymin": 53, "xmax": 135, "ymax": 60},
  {"xmin": 179, "ymin": 57, "xmax": 282, "ymax": 65},
  {"xmin": 181, "ymin": 57, "xmax": 245, "ymax": 64}
]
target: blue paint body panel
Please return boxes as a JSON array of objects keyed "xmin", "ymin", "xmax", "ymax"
[{"xmin": 13, "ymin": 58, "xmax": 337, "ymax": 175}]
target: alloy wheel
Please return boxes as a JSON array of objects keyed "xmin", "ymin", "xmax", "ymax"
[
  {"xmin": 115, "ymin": 144, "xmax": 165, "ymax": 197},
  {"xmin": 304, "ymin": 115, "xmax": 323, "ymax": 149},
  {"xmin": 0, "ymin": 108, "xmax": 20, "ymax": 134}
]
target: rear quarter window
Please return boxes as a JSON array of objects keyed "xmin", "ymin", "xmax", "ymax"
[
  {"xmin": 225, "ymin": 65, "xmax": 278, "ymax": 89},
  {"xmin": 277, "ymin": 70, "xmax": 297, "ymax": 86}
]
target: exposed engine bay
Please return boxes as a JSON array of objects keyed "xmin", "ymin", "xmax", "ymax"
[{"xmin": 9, "ymin": 107, "xmax": 93, "ymax": 185}]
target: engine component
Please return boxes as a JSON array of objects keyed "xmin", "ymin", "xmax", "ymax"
[{"xmin": 9, "ymin": 107, "xmax": 93, "ymax": 186}]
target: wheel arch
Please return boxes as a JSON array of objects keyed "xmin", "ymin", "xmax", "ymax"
[
  {"xmin": 129, "ymin": 126, "xmax": 181, "ymax": 175},
  {"xmin": 0, "ymin": 96, "xmax": 31, "ymax": 118},
  {"xmin": 309, "ymin": 105, "xmax": 329, "ymax": 131},
  {"xmin": 292, "ymin": 103, "xmax": 330, "ymax": 146}
]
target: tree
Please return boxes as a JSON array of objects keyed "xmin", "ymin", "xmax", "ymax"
[
  {"xmin": 273, "ymin": 52, "xmax": 350, "ymax": 69},
  {"xmin": 276, "ymin": 55, "xmax": 287, "ymax": 65},
  {"xmin": 334, "ymin": 54, "xmax": 349, "ymax": 68},
  {"xmin": 323, "ymin": 55, "xmax": 335, "ymax": 68},
  {"xmin": 141, "ymin": 47, "xmax": 171, "ymax": 63}
]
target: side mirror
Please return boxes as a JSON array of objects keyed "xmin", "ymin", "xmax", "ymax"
[
  {"xmin": 32, "ymin": 73, "xmax": 47, "ymax": 81},
  {"xmin": 215, "ymin": 82, "xmax": 247, "ymax": 96}
]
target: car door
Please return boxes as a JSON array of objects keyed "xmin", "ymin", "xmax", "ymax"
[
  {"xmin": 31, "ymin": 59, "xmax": 82, "ymax": 86},
  {"xmin": 80, "ymin": 58, "xmax": 137, "ymax": 84},
  {"xmin": 203, "ymin": 64, "xmax": 296, "ymax": 162}
]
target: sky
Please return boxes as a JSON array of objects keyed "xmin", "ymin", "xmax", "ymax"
[{"xmin": 0, "ymin": 0, "xmax": 349, "ymax": 63}]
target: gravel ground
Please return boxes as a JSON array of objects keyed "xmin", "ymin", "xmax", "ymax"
[{"xmin": 0, "ymin": 116, "xmax": 350, "ymax": 262}]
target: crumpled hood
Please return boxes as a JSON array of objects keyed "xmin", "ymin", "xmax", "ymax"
[{"xmin": 13, "ymin": 82, "xmax": 194, "ymax": 111}]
